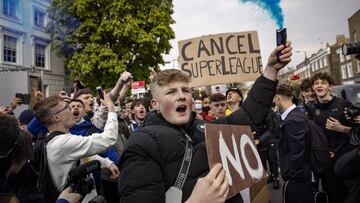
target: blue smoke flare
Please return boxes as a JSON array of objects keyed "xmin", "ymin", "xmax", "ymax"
[{"xmin": 239, "ymin": 0, "xmax": 284, "ymax": 28}]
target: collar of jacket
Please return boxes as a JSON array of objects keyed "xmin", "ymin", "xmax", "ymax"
[
  {"xmin": 314, "ymin": 96, "xmax": 336, "ymax": 109},
  {"xmin": 142, "ymin": 111, "xmax": 198, "ymax": 137}
]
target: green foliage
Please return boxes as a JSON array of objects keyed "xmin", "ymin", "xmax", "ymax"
[{"xmin": 48, "ymin": 0, "xmax": 175, "ymax": 89}]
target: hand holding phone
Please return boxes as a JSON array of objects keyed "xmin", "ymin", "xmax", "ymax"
[{"xmin": 15, "ymin": 93, "xmax": 23, "ymax": 105}]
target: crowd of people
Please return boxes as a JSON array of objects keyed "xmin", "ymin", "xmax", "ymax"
[{"xmin": 1, "ymin": 41, "xmax": 360, "ymax": 203}]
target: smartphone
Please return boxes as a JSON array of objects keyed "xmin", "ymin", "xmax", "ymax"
[
  {"xmin": 276, "ymin": 28, "xmax": 287, "ymax": 59},
  {"xmin": 276, "ymin": 28, "xmax": 287, "ymax": 46},
  {"xmin": 96, "ymin": 86, "xmax": 104, "ymax": 100},
  {"xmin": 15, "ymin": 93, "xmax": 23, "ymax": 104}
]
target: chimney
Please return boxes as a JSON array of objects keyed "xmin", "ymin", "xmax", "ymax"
[{"xmin": 336, "ymin": 34, "xmax": 347, "ymax": 45}]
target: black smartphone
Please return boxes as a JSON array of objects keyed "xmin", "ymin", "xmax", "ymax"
[
  {"xmin": 276, "ymin": 28, "xmax": 287, "ymax": 46},
  {"xmin": 276, "ymin": 28, "xmax": 287, "ymax": 59},
  {"xmin": 15, "ymin": 93, "xmax": 23, "ymax": 104},
  {"xmin": 96, "ymin": 86, "xmax": 104, "ymax": 100}
]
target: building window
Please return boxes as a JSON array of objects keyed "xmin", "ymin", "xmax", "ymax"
[
  {"xmin": 317, "ymin": 60, "xmax": 321, "ymax": 69},
  {"xmin": 354, "ymin": 31, "xmax": 357, "ymax": 42},
  {"xmin": 346, "ymin": 55, "xmax": 351, "ymax": 61},
  {"xmin": 35, "ymin": 43, "xmax": 46, "ymax": 68},
  {"xmin": 44, "ymin": 84, "xmax": 49, "ymax": 97},
  {"xmin": 324, "ymin": 56, "xmax": 328, "ymax": 66},
  {"xmin": 3, "ymin": 35, "xmax": 17, "ymax": 63},
  {"xmin": 347, "ymin": 63, "xmax": 353, "ymax": 78},
  {"xmin": 340, "ymin": 54, "xmax": 345, "ymax": 63},
  {"xmin": 3, "ymin": 0, "xmax": 18, "ymax": 19},
  {"xmin": 34, "ymin": 9, "xmax": 45, "ymax": 28},
  {"xmin": 341, "ymin": 65, "xmax": 347, "ymax": 79}
]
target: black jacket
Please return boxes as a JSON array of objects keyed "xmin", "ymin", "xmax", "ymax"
[
  {"xmin": 118, "ymin": 76, "xmax": 277, "ymax": 203},
  {"xmin": 254, "ymin": 110, "xmax": 279, "ymax": 150},
  {"xmin": 307, "ymin": 97, "xmax": 355, "ymax": 158},
  {"xmin": 278, "ymin": 107, "xmax": 312, "ymax": 182},
  {"xmin": 334, "ymin": 147, "xmax": 360, "ymax": 203}
]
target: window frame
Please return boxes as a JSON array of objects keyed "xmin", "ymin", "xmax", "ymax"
[
  {"xmin": 32, "ymin": 37, "xmax": 50, "ymax": 70},
  {"xmin": 347, "ymin": 63, "xmax": 353, "ymax": 78},
  {"xmin": 341, "ymin": 65, "xmax": 347, "ymax": 79},
  {"xmin": 2, "ymin": 34, "xmax": 18, "ymax": 64},
  {"xmin": 34, "ymin": 43, "xmax": 46, "ymax": 68},
  {"xmin": 33, "ymin": 7, "xmax": 47, "ymax": 29},
  {"xmin": 1, "ymin": 0, "xmax": 22, "ymax": 23}
]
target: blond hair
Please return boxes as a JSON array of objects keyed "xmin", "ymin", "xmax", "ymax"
[{"xmin": 150, "ymin": 69, "xmax": 190, "ymax": 97}]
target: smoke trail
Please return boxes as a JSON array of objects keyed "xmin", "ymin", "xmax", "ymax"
[{"xmin": 239, "ymin": 0, "xmax": 284, "ymax": 28}]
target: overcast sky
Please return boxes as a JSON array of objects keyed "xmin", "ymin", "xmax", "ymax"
[{"xmin": 163, "ymin": 0, "xmax": 360, "ymax": 70}]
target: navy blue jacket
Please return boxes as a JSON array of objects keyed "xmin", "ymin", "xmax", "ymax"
[{"xmin": 278, "ymin": 107, "xmax": 312, "ymax": 182}]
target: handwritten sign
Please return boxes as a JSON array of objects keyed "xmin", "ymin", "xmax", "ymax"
[
  {"xmin": 205, "ymin": 124, "xmax": 267, "ymax": 198},
  {"xmin": 178, "ymin": 31, "xmax": 262, "ymax": 87}
]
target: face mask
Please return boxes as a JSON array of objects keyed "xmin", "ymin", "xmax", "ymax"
[
  {"xmin": 195, "ymin": 103, "xmax": 202, "ymax": 110},
  {"xmin": 202, "ymin": 106, "xmax": 211, "ymax": 113}
]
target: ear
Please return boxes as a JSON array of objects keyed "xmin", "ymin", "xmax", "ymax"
[
  {"xmin": 151, "ymin": 99, "xmax": 159, "ymax": 111},
  {"xmin": 53, "ymin": 115, "xmax": 61, "ymax": 122}
]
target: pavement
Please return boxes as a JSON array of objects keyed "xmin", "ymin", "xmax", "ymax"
[{"xmin": 268, "ymin": 177, "xmax": 284, "ymax": 203}]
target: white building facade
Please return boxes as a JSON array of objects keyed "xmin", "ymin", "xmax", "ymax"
[{"xmin": 0, "ymin": 0, "xmax": 64, "ymax": 112}]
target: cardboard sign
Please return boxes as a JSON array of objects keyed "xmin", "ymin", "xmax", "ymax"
[
  {"xmin": 131, "ymin": 87, "xmax": 146, "ymax": 95},
  {"xmin": 205, "ymin": 124, "xmax": 267, "ymax": 198},
  {"xmin": 178, "ymin": 31, "xmax": 262, "ymax": 87}
]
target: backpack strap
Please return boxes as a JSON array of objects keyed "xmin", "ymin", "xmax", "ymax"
[
  {"xmin": 45, "ymin": 131, "xmax": 65, "ymax": 143},
  {"xmin": 173, "ymin": 131, "xmax": 193, "ymax": 190}
]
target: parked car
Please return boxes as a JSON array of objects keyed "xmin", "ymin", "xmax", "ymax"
[{"xmin": 331, "ymin": 84, "xmax": 360, "ymax": 108}]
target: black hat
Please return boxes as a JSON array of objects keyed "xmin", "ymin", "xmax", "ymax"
[{"xmin": 226, "ymin": 87, "xmax": 243, "ymax": 99}]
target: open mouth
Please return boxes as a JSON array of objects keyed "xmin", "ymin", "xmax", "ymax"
[
  {"xmin": 176, "ymin": 105, "xmax": 187, "ymax": 113},
  {"xmin": 73, "ymin": 111, "xmax": 80, "ymax": 117},
  {"xmin": 89, "ymin": 102, "xmax": 94, "ymax": 107}
]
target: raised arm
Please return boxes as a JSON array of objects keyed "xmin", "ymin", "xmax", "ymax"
[{"xmin": 213, "ymin": 43, "xmax": 292, "ymax": 128}]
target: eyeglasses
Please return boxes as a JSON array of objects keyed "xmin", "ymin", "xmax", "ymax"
[
  {"xmin": 213, "ymin": 103, "xmax": 226, "ymax": 107},
  {"xmin": 46, "ymin": 103, "xmax": 70, "ymax": 123},
  {"xmin": 53, "ymin": 103, "xmax": 70, "ymax": 115}
]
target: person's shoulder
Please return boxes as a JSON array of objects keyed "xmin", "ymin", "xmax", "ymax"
[
  {"xmin": 127, "ymin": 127, "xmax": 164, "ymax": 146},
  {"xmin": 334, "ymin": 96, "xmax": 352, "ymax": 107},
  {"xmin": 286, "ymin": 108, "xmax": 307, "ymax": 123},
  {"xmin": 47, "ymin": 133, "xmax": 77, "ymax": 147}
]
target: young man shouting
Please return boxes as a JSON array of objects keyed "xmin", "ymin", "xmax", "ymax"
[{"xmin": 118, "ymin": 43, "xmax": 293, "ymax": 202}]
